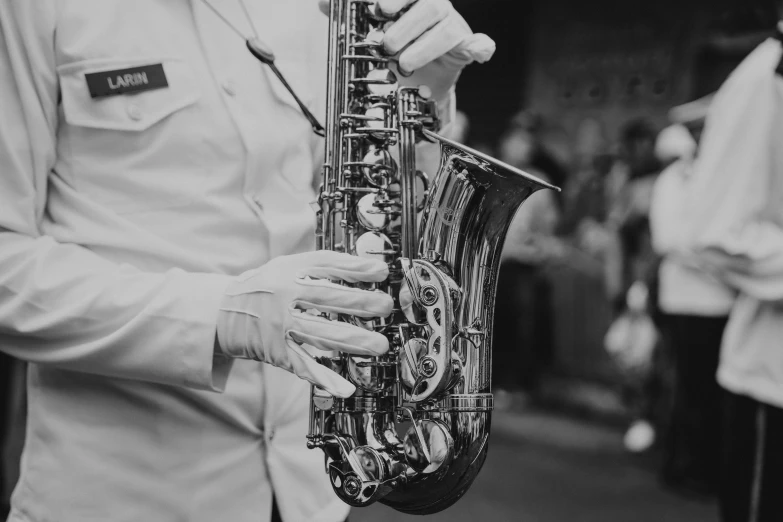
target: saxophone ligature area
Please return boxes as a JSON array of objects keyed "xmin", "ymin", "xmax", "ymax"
[{"xmin": 308, "ymin": 0, "xmax": 558, "ymax": 514}]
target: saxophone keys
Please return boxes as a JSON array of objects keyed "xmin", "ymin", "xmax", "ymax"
[
  {"xmin": 354, "ymin": 231, "xmax": 395, "ymax": 263},
  {"xmin": 328, "ymin": 444, "xmax": 388, "ymax": 506},
  {"xmin": 362, "ymin": 28, "xmax": 386, "ymax": 57},
  {"xmin": 399, "ymin": 278, "xmax": 426, "ymax": 325},
  {"xmin": 356, "ymin": 194, "xmax": 391, "ymax": 231},
  {"xmin": 313, "ymin": 388, "xmax": 335, "ymax": 411},
  {"xmin": 347, "ymin": 355, "xmax": 394, "ymax": 393},
  {"xmin": 403, "ymin": 419, "xmax": 454, "ymax": 474},
  {"xmin": 418, "ymin": 356, "xmax": 438, "ymax": 378},
  {"xmin": 418, "ymin": 285, "xmax": 439, "ymax": 306},
  {"xmin": 365, "ymin": 69, "xmax": 398, "ymax": 97},
  {"xmin": 400, "ymin": 338, "xmax": 428, "ymax": 389},
  {"xmin": 361, "ymin": 147, "xmax": 398, "ymax": 185},
  {"xmin": 416, "ymin": 85, "xmax": 432, "ymax": 100}
]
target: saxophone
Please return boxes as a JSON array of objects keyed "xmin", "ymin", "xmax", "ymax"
[{"xmin": 308, "ymin": 0, "xmax": 557, "ymax": 514}]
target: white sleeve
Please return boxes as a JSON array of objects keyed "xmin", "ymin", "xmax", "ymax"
[
  {"xmin": 682, "ymin": 39, "xmax": 783, "ymax": 301},
  {"xmin": 0, "ymin": 2, "xmax": 233, "ymax": 390},
  {"xmin": 649, "ymin": 162, "xmax": 687, "ymax": 255}
]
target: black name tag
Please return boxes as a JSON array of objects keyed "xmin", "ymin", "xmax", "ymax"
[{"xmin": 85, "ymin": 64, "xmax": 168, "ymax": 98}]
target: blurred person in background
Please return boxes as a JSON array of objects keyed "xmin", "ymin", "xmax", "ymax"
[
  {"xmin": 492, "ymin": 119, "xmax": 563, "ymax": 408},
  {"xmin": 677, "ymin": 14, "xmax": 783, "ymax": 521},
  {"xmin": 558, "ymin": 118, "xmax": 623, "ymax": 299},
  {"xmin": 650, "ymin": 98, "xmax": 735, "ymax": 499},
  {"xmin": 577, "ymin": 120, "xmax": 662, "ymax": 310},
  {"xmin": 509, "ymin": 111, "xmax": 570, "ymax": 204},
  {"xmin": 605, "ymin": 119, "xmax": 662, "ymax": 308},
  {"xmin": 591, "ymin": 119, "xmax": 664, "ymax": 453}
]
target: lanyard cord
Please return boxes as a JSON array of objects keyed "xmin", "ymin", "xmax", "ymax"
[{"xmin": 197, "ymin": 0, "xmax": 326, "ymax": 137}]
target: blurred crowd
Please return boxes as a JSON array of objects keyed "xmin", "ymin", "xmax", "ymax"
[{"xmin": 484, "ymin": 94, "xmax": 728, "ymax": 501}]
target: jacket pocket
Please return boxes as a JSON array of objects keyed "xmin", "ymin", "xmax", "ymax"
[
  {"xmin": 56, "ymin": 57, "xmax": 211, "ymax": 214},
  {"xmin": 58, "ymin": 57, "xmax": 200, "ymax": 131}
]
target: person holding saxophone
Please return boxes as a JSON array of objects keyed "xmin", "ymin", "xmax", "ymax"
[{"xmin": 0, "ymin": 1, "xmax": 494, "ymax": 521}]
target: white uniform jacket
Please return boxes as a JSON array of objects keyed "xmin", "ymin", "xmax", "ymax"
[
  {"xmin": 650, "ymin": 159, "xmax": 735, "ymax": 316},
  {"xmin": 0, "ymin": 1, "xmax": 349, "ymax": 521},
  {"xmin": 682, "ymin": 36, "xmax": 783, "ymax": 409}
]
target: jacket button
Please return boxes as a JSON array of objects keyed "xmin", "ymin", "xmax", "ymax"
[
  {"xmin": 222, "ymin": 80, "xmax": 237, "ymax": 97},
  {"xmin": 127, "ymin": 104, "xmax": 143, "ymax": 121}
]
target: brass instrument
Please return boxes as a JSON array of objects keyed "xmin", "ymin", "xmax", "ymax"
[{"xmin": 308, "ymin": 0, "xmax": 557, "ymax": 514}]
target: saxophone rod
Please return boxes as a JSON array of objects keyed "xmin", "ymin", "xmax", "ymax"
[{"xmin": 399, "ymin": 92, "xmax": 419, "ymax": 288}]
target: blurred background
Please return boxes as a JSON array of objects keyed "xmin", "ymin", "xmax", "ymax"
[
  {"xmin": 359, "ymin": 0, "xmax": 777, "ymax": 519},
  {"xmin": 2, "ymin": 0, "xmax": 780, "ymax": 520}
]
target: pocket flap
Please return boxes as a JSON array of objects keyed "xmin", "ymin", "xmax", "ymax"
[{"xmin": 58, "ymin": 58, "xmax": 200, "ymax": 132}]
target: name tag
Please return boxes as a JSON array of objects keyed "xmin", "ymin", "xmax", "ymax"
[{"xmin": 85, "ymin": 64, "xmax": 168, "ymax": 98}]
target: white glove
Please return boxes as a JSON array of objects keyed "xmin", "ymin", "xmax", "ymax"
[
  {"xmin": 216, "ymin": 251, "xmax": 394, "ymax": 398},
  {"xmin": 318, "ymin": 0, "xmax": 496, "ymax": 103}
]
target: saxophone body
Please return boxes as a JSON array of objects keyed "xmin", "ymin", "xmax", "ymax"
[{"xmin": 308, "ymin": 0, "xmax": 557, "ymax": 514}]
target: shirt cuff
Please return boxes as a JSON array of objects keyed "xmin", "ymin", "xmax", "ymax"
[{"xmin": 168, "ymin": 270, "xmax": 236, "ymax": 392}]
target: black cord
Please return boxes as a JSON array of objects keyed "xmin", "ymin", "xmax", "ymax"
[
  {"xmin": 198, "ymin": 0, "xmax": 326, "ymax": 137},
  {"xmin": 246, "ymin": 39, "xmax": 325, "ymax": 137}
]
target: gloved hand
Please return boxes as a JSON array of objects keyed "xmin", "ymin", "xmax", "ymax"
[
  {"xmin": 216, "ymin": 250, "xmax": 394, "ymax": 398},
  {"xmin": 318, "ymin": 0, "xmax": 496, "ymax": 103}
]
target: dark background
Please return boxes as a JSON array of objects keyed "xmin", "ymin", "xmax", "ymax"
[{"xmin": 453, "ymin": 0, "xmax": 779, "ymax": 150}]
